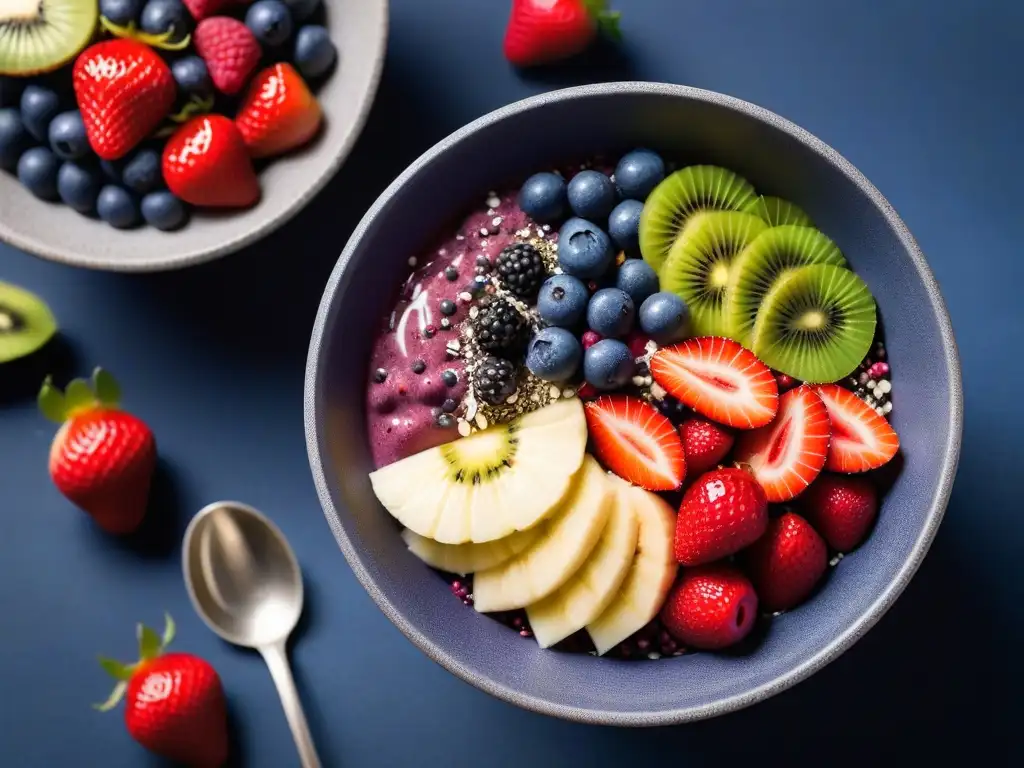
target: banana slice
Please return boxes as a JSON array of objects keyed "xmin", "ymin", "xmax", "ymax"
[
  {"xmin": 473, "ymin": 455, "xmax": 614, "ymax": 613},
  {"xmin": 368, "ymin": 398, "xmax": 587, "ymax": 544},
  {"xmin": 587, "ymin": 484, "xmax": 678, "ymax": 656},
  {"xmin": 526, "ymin": 477, "xmax": 640, "ymax": 649},
  {"xmin": 401, "ymin": 526, "xmax": 541, "ymax": 576}
]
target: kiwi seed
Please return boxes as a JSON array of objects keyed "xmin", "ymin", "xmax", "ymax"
[{"xmin": 0, "ymin": 0, "xmax": 98, "ymax": 77}]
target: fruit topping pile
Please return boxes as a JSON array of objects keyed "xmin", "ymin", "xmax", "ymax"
[
  {"xmin": 365, "ymin": 149, "xmax": 901, "ymax": 658},
  {"xmin": 0, "ymin": 0, "xmax": 336, "ymax": 230}
]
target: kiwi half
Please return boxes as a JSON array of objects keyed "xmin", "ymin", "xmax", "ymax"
[
  {"xmin": 751, "ymin": 263, "xmax": 876, "ymax": 384},
  {"xmin": 659, "ymin": 210, "xmax": 767, "ymax": 337},
  {"xmin": 725, "ymin": 225, "xmax": 847, "ymax": 345},
  {"xmin": 0, "ymin": 0, "xmax": 98, "ymax": 76},
  {"xmin": 743, "ymin": 195, "xmax": 813, "ymax": 227},
  {"xmin": 0, "ymin": 281, "xmax": 58, "ymax": 363},
  {"xmin": 639, "ymin": 165, "xmax": 758, "ymax": 272}
]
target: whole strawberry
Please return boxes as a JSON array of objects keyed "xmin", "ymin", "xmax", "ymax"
[
  {"xmin": 800, "ymin": 473, "xmax": 878, "ymax": 552},
  {"xmin": 235, "ymin": 62, "xmax": 323, "ymax": 158},
  {"xmin": 744, "ymin": 512, "xmax": 827, "ymax": 612},
  {"xmin": 96, "ymin": 614, "xmax": 229, "ymax": 767},
  {"xmin": 504, "ymin": 0, "xmax": 622, "ymax": 67},
  {"xmin": 678, "ymin": 416, "xmax": 734, "ymax": 477},
  {"xmin": 73, "ymin": 40, "xmax": 176, "ymax": 160},
  {"xmin": 674, "ymin": 467, "xmax": 768, "ymax": 566},
  {"xmin": 39, "ymin": 368, "xmax": 157, "ymax": 535},
  {"xmin": 660, "ymin": 565, "xmax": 759, "ymax": 650},
  {"xmin": 163, "ymin": 114, "xmax": 261, "ymax": 207}
]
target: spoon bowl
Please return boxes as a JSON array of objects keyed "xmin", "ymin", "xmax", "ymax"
[{"xmin": 183, "ymin": 501, "xmax": 322, "ymax": 768}]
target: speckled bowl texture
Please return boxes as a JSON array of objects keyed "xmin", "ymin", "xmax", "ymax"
[
  {"xmin": 304, "ymin": 82, "xmax": 963, "ymax": 726},
  {"xmin": 0, "ymin": 0, "xmax": 388, "ymax": 272}
]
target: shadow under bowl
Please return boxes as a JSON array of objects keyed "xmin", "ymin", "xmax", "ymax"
[{"xmin": 304, "ymin": 82, "xmax": 963, "ymax": 726}]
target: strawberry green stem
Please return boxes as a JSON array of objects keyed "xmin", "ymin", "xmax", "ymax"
[
  {"xmin": 38, "ymin": 367, "xmax": 122, "ymax": 424},
  {"xmin": 100, "ymin": 16, "xmax": 192, "ymax": 51},
  {"xmin": 93, "ymin": 613, "xmax": 176, "ymax": 712},
  {"xmin": 582, "ymin": 0, "xmax": 622, "ymax": 41}
]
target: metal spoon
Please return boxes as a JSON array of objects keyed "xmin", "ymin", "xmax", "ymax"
[{"xmin": 182, "ymin": 501, "xmax": 321, "ymax": 768}]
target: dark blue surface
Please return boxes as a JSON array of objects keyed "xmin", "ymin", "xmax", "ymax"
[{"xmin": 0, "ymin": 0, "xmax": 1019, "ymax": 763}]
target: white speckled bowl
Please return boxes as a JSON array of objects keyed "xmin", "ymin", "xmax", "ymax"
[{"xmin": 0, "ymin": 0, "xmax": 388, "ymax": 272}]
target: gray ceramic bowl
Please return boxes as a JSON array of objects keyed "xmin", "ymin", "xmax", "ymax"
[
  {"xmin": 304, "ymin": 82, "xmax": 963, "ymax": 725},
  {"xmin": 0, "ymin": 0, "xmax": 388, "ymax": 272}
]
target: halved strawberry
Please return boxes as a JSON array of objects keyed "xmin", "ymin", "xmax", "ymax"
[
  {"xmin": 584, "ymin": 394, "xmax": 685, "ymax": 491},
  {"xmin": 813, "ymin": 384, "xmax": 899, "ymax": 473},
  {"xmin": 650, "ymin": 337, "xmax": 779, "ymax": 430},
  {"xmin": 733, "ymin": 385, "xmax": 831, "ymax": 502}
]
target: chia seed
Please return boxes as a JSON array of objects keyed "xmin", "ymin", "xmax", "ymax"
[
  {"xmin": 476, "ymin": 255, "xmax": 491, "ymax": 269},
  {"xmin": 442, "ymin": 369, "xmax": 458, "ymax": 387},
  {"xmin": 412, "ymin": 360, "xmax": 426, "ymax": 375},
  {"xmin": 445, "ymin": 266, "xmax": 459, "ymax": 281},
  {"xmin": 373, "ymin": 368, "xmax": 388, "ymax": 383},
  {"xmin": 442, "ymin": 398, "xmax": 457, "ymax": 413},
  {"xmin": 439, "ymin": 299, "xmax": 457, "ymax": 316}
]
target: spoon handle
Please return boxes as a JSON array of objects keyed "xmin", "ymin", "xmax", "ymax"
[{"xmin": 260, "ymin": 641, "xmax": 322, "ymax": 768}]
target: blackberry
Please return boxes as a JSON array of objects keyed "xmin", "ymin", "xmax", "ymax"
[
  {"xmin": 495, "ymin": 242, "xmax": 545, "ymax": 301},
  {"xmin": 473, "ymin": 356, "xmax": 518, "ymax": 406},
  {"xmin": 471, "ymin": 297, "xmax": 524, "ymax": 352}
]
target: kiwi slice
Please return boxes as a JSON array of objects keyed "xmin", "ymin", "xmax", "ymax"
[
  {"xmin": 743, "ymin": 195, "xmax": 813, "ymax": 227},
  {"xmin": 725, "ymin": 225, "xmax": 847, "ymax": 345},
  {"xmin": 639, "ymin": 165, "xmax": 758, "ymax": 272},
  {"xmin": 751, "ymin": 263, "xmax": 876, "ymax": 384},
  {"xmin": 0, "ymin": 280, "xmax": 58, "ymax": 363},
  {"xmin": 659, "ymin": 210, "xmax": 767, "ymax": 337},
  {"xmin": 0, "ymin": 0, "xmax": 98, "ymax": 76}
]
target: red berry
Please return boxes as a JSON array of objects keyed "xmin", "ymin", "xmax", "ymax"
[
  {"xmin": 660, "ymin": 564, "xmax": 759, "ymax": 650},
  {"xmin": 674, "ymin": 467, "xmax": 768, "ymax": 566},
  {"xmin": 194, "ymin": 16, "xmax": 261, "ymax": 95},
  {"xmin": 581, "ymin": 330, "xmax": 603, "ymax": 350},
  {"xmin": 799, "ymin": 473, "xmax": 879, "ymax": 551},
  {"xmin": 503, "ymin": 0, "xmax": 622, "ymax": 68},
  {"xmin": 773, "ymin": 371, "xmax": 799, "ymax": 392},
  {"xmin": 40, "ymin": 370, "xmax": 156, "ymax": 535},
  {"xmin": 624, "ymin": 329, "xmax": 651, "ymax": 357},
  {"xmin": 576, "ymin": 382, "xmax": 599, "ymax": 399},
  {"xmin": 162, "ymin": 114, "xmax": 260, "ymax": 208},
  {"xmin": 813, "ymin": 384, "xmax": 899, "ymax": 473},
  {"xmin": 744, "ymin": 512, "xmax": 828, "ymax": 611},
  {"xmin": 651, "ymin": 336, "xmax": 779, "ymax": 429},
  {"xmin": 235, "ymin": 63, "xmax": 323, "ymax": 159},
  {"xmin": 678, "ymin": 416, "xmax": 734, "ymax": 476}
]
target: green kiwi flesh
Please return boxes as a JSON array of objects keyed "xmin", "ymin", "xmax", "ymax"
[
  {"xmin": 751, "ymin": 263, "xmax": 876, "ymax": 384},
  {"xmin": 743, "ymin": 195, "xmax": 813, "ymax": 227},
  {"xmin": 639, "ymin": 165, "xmax": 758, "ymax": 272},
  {"xmin": 725, "ymin": 225, "xmax": 847, "ymax": 345},
  {"xmin": 0, "ymin": 0, "xmax": 98, "ymax": 76},
  {"xmin": 659, "ymin": 210, "xmax": 767, "ymax": 337},
  {"xmin": 0, "ymin": 281, "xmax": 58, "ymax": 363}
]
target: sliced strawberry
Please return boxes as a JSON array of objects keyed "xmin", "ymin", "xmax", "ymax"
[
  {"xmin": 650, "ymin": 336, "xmax": 779, "ymax": 429},
  {"xmin": 584, "ymin": 394, "xmax": 685, "ymax": 491},
  {"xmin": 733, "ymin": 385, "xmax": 831, "ymax": 502},
  {"xmin": 813, "ymin": 384, "xmax": 899, "ymax": 473}
]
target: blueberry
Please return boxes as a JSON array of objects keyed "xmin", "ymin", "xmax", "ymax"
[
  {"xmin": 293, "ymin": 24, "xmax": 337, "ymax": 79},
  {"xmin": 536, "ymin": 274, "xmax": 589, "ymax": 328},
  {"xmin": 0, "ymin": 76, "xmax": 24, "ymax": 109},
  {"xmin": 100, "ymin": 158, "xmax": 124, "ymax": 182},
  {"xmin": 100, "ymin": 0, "xmax": 142, "ymax": 25},
  {"xmin": 48, "ymin": 111, "xmax": 90, "ymax": 161},
  {"xmin": 57, "ymin": 161, "xmax": 102, "ymax": 213},
  {"xmin": 283, "ymin": 0, "xmax": 321, "ymax": 22},
  {"xmin": 587, "ymin": 288, "xmax": 635, "ymax": 339},
  {"xmin": 141, "ymin": 190, "xmax": 188, "ymax": 231},
  {"xmin": 0, "ymin": 108, "xmax": 31, "ymax": 171},
  {"xmin": 526, "ymin": 327, "xmax": 582, "ymax": 382},
  {"xmin": 171, "ymin": 56, "xmax": 212, "ymax": 97},
  {"xmin": 608, "ymin": 199, "xmax": 643, "ymax": 253},
  {"xmin": 615, "ymin": 259, "xmax": 659, "ymax": 307},
  {"xmin": 614, "ymin": 149, "xmax": 666, "ymax": 201},
  {"xmin": 567, "ymin": 170, "xmax": 616, "ymax": 221},
  {"xmin": 97, "ymin": 185, "xmax": 141, "ymax": 229},
  {"xmin": 17, "ymin": 147, "xmax": 60, "ymax": 200},
  {"xmin": 140, "ymin": 0, "xmax": 190, "ymax": 37},
  {"xmin": 639, "ymin": 292, "xmax": 691, "ymax": 345},
  {"xmin": 20, "ymin": 85, "xmax": 61, "ymax": 142},
  {"xmin": 557, "ymin": 217, "xmax": 614, "ymax": 278},
  {"xmin": 246, "ymin": 0, "xmax": 294, "ymax": 47},
  {"xmin": 518, "ymin": 172, "xmax": 567, "ymax": 224},
  {"xmin": 583, "ymin": 339, "xmax": 635, "ymax": 390},
  {"xmin": 122, "ymin": 148, "xmax": 163, "ymax": 194}
]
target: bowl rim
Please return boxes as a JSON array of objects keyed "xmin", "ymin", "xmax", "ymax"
[
  {"xmin": 0, "ymin": 0, "xmax": 389, "ymax": 273},
  {"xmin": 303, "ymin": 81, "xmax": 964, "ymax": 726}
]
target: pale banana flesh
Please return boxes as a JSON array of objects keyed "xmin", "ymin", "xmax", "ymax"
[
  {"xmin": 368, "ymin": 398, "xmax": 587, "ymax": 544},
  {"xmin": 587, "ymin": 484, "xmax": 678, "ymax": 656},
  {"xmin": 472, "ymin": 455, "xmax": 614, "ymax": 613},
  {"xmin": 526, "ymin": 477, "xmax": 640, "ymax": 649},
  {"xmin": 401, "ymin": 526, "xmax": 541, "ymax": 576}
]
